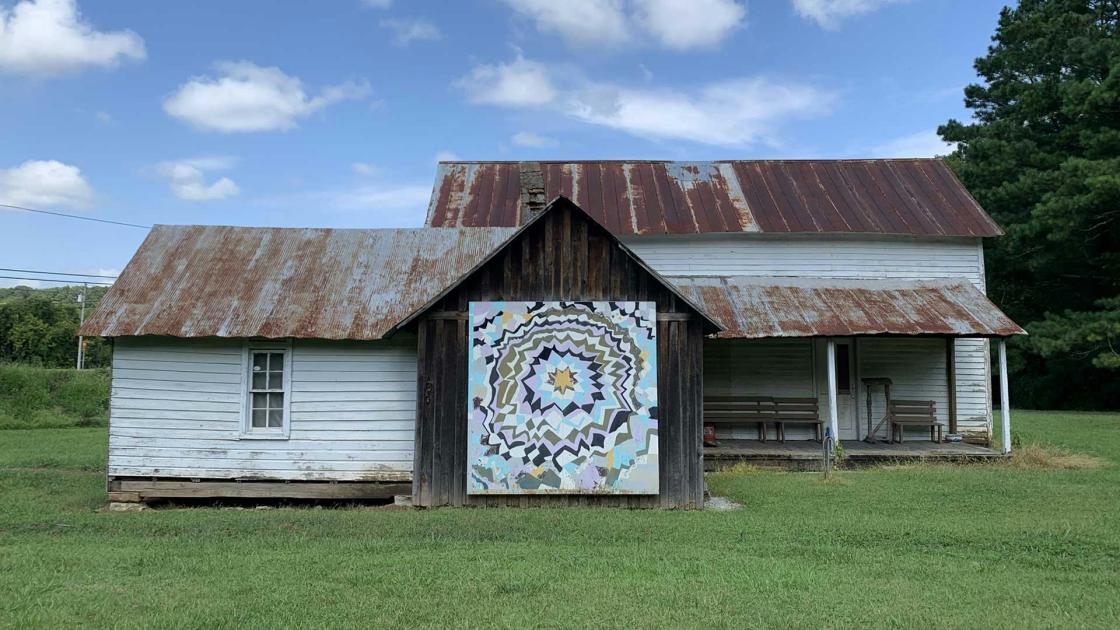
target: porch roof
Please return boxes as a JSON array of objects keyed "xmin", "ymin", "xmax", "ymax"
[{"xmin": 671, "ymin": 276, "xmax": 1026, "ymax": 339}]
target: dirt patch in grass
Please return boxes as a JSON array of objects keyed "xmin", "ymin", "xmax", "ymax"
[{"xmin": 813, "ymin": 473, "xmax": 853, "ymax": 486}]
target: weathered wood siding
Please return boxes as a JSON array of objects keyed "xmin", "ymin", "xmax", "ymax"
[
  {"xmin": 624, "ymin": 233, "xmax": 993, "ymax": 439},
  {"xmin": 706, "ymin": 339, "xmax": 815, "ymax": 440},
  {"xmin": 413, "ymin": 203, "xmax": 707, "ymax": 508},
  {"xmin": 108, "ymin": 336, "xmax": 416, "ymax": 481},
  {"xmin": 856, "ymin": 338, "xmax": 950, "ymax": 439}
]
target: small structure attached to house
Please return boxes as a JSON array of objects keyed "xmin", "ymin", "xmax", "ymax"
[{"xmin": 81, "ymin": 159, "xmax": 1025, "ymax": 508}]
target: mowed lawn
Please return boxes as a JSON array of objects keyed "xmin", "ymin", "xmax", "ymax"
[{"xmin": 1, "ymin": 411, "xmax": 1118, "ymax": 628}]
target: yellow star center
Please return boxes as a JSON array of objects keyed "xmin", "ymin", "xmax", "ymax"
[{"xmin": 549, "ymin": 367, "xmax": 577, "ymax": 395}]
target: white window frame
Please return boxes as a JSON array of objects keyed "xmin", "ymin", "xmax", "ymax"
[{"xmin": 239, "ymin": 340, "xmax": 293, "ymax": 440}]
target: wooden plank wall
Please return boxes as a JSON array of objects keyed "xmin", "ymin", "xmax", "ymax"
[
  {"xmin": 411, "ymin": 204, "xmax": 706, "ymax": 508},
  {"xmin": 625, "ymin": 233, "xmax": 993, "ymax": 439},
  {"xmin": 108, "ymin": 337, "xmax": 417, "ymax": 481}
]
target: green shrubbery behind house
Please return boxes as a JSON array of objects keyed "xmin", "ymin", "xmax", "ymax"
[{"xmin": 0, "ymin": 365, "xmax": 110, "ymax": 429}]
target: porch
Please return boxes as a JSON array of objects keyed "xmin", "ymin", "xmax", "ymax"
[
  {"xmin": 676, "ymin": 276, "xmax": 1027, "ymax": 454},
  {"xmin": 704, "ymin": 439, "xmax": 1004, "ymax": 472}
]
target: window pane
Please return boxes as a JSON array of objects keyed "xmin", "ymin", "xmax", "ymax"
[{"xmin": 248, "ymin": 351, "xmax": 287, "ymax": 432}]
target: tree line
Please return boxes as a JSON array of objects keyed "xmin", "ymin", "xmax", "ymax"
[
  {"xmin": 0, "ymin": 285, "xmax": 111, "ymax": 368},
  {"xmin": 941, "ymin": 0, "xmax": 1119, "ymax": 409}
]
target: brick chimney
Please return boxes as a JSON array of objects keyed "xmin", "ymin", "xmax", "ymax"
[{"xmin": 518, "ymin": 161, "xmax": 546, "ymax": 222}]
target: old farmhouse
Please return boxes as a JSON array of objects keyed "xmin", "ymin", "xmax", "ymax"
[{"xmin": 80, "ymin": 159, "xmax": 1025, "ymax": 508}]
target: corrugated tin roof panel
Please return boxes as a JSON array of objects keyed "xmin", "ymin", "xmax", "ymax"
[
  {"xmin": 671, "ymin": 277, "xmax": 1025, "ymax": 339},
  {"xmin": 426, "ymin": 159, "xmax": 1003, "ymax": 237},
  {"xmin": 80, "ymin": 224, "xmax": 518, "ymax": 339}
]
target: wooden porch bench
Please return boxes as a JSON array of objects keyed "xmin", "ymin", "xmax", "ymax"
[
  {"xmin": 703, "ymin": 396, "xmax": 775, "ymax": 442},
  {"xmin": 888, "ymin": 399, "xmax": 944, "ymax": 443},
  {"xmin": 772, "ymin": 397, "xmax": 824, "ymax": 443}
]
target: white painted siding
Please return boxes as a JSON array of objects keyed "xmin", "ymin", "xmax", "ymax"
[
  {"xmin": 108, "ymin": 336, "xmax": 417, "ymax": 481},
  {"xmin": 705, "ymin": 339, "xmax": 815, "ymax": 440},
  {"xmin": 856, "ymin": 338, "xmax": 950, "ymax": 441},
  {"xmin": 626, "ymin": 233, "xmax": 993, "ymax": 438}
]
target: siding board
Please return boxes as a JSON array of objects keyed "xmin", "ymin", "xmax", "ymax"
[{"xmin": 107, "ymin": 336, "xmax": 418, "ymax": 481}]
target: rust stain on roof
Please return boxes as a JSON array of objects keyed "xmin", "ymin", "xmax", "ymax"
[
  {"xmin": 426, "ymin": 159, "xmax": 1003, "ymax": 237},
  {"xmin": 80, "ymin": 225, "xmax": 518, "ymax": 339},
  {"xmin": 672, "ymin": 277, "xmax": 1025, "ymax": 339}
]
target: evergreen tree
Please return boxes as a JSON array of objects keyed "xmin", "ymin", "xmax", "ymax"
[{"xmin": 940, "ymin": 0, "xmax": 1120, "ymax": 409}]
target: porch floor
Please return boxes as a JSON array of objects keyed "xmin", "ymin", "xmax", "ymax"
[{"xmin": 705, "ymin": 439, "xmax": 1003, "ymax": 471}]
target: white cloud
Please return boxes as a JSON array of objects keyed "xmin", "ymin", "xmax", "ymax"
[
  {"xmin": 0, "ymin": 265, "xmax": 117, "ymax": 289},
  {"xmin": 379, "ymin": 17, "xmax": 440, "ymax": 46},
  {"xmin": 0, "ymin": 278, "xmax": 40, "ymax": 288},
  {"xmin": 792, "ymin": 0, "xmax": 907, "ymax": 30},
  {"xmin": 94, "ymin": 110, "xmax": 113, "ymax": 125},
  {"xmin": 501, "ymin": 0, "xmax": 743, "ymax": 50},
  {"xmin": 459, "ymin": 54, "xmax": 834, "ymax": 147},
  {"xmin": 329, "ymin": 183, "xmax": 431, "ymax": 212},
  {"xmin": 163, "ymin": 61, "xmax": 370, "ymax": 133},
  {"xmin": 360, "ymin": 0, "xmax": 392, "ymax": 8},
  {"xmin": 502, "ymin": 0, "xmax": 630, "ymax": 47},
  {"xmin": 0, "ymin": 159, "xmax": 93, "ymax": 208},
  {"xmin": 511, "ymin": 131, "xmax": 555, "ymax": 148},
  {"xmin": 565, "ymin": 78, "xmax": 833, "ymax": 145},
  {"xmin": 455, "ymin": 53, "xmax": 556, "ymax": 107},
  {"xmin": 869, "ymin": 129, "xmax": 956, "ymax": 158},
  {"xmin": 0, "ymin": 0, "xmax": 144, "ymax": 75},
  {"xmin": 434, "ymin": 150, "xmax": 461, "ymax": 163},
  {"xmin": 155, "ymin": 157, "xmax": 239, "ymax": 201},
  {"xmin": 351, "ymin": 162, "xmax": 380, "ymax": 176},
  {"xmin": 633, "ymin": 0, "xmax": 745, "ymax": 50}
]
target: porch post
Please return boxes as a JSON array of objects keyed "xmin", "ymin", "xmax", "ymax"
[
  {"xmin": 826, "ymin": 338, "xmax": 839, "ymax": 442},
  {"xmin": 998, "ymin": 339, "xmax": 1012, "ymax": 454},
  {"xmin": 946, "ymin": 337, "xmax": 957, "ymax": 434}
]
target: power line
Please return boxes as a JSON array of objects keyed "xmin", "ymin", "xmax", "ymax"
[
  {"xmin": 0, "ymin": 275, "xmax": 114, "ymax": 287},
  {"xmin": 0, "ymin": 203, "xmax": 151, "ymax": 230},
  {"xmin": 0, "ymin": 267, "xmax": 117, "ymax": 279}
]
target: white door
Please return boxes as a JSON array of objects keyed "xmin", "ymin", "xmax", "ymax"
[
  {"xmin": 834, "ymin": 340, "xmax": 859, "ymax": 440},
  {"xmin": 817, "ymin": 338, "xmax": 859, "ymax": 440}
]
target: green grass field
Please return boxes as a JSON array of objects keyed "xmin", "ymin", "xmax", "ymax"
[{"xmin": 1, "ymin": 410, "xmax": 1118, "ymax": 629}]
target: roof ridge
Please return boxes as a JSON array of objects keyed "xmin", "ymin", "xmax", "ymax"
[{"xmin": 438, "ymin": 158, "xmax": 945, "ymax": 164}]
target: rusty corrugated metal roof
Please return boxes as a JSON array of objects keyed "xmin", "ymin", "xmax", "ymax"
[
  {"xmin": 671, "ymin": 277, "xmax": 1025, "ymax": 338},
  {"xmin": 425, "ymin": 160, "xmax": 1003, "ymax": 237},
  {"xmin": 80, "ymin": 224, "xmax": 518, "ymax": 339}
]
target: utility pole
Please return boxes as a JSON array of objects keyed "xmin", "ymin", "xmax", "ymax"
[{"xmin": 76, "ymin": 283, "xmax": 87, "ymax": 370}]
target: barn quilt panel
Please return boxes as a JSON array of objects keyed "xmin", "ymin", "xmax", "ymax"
[{"xmin": 468, "ymin": 301, "xmax": 659, "ymax": 494}]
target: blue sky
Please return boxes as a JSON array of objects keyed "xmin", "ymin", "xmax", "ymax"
[{"xmin": 0, "ymin": 0, "xmax": 1009, "ymax": 284}]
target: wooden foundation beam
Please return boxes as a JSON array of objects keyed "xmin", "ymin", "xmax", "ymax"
[{"xmin": 110, "ymin": 480, "xmax": 410, "ymax": 502}]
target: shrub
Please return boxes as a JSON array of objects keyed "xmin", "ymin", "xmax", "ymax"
[{"xmin": 0, "ymin": 364, "xmax": 109, "ymax": 429}]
